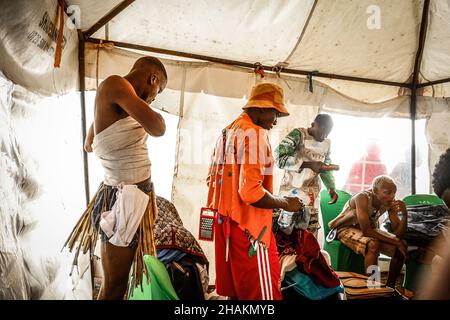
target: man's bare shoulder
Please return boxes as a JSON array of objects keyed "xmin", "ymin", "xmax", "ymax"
[
  {"xmin": 353, "ymin": 192, "xmax": 369, "ymax": 206},
  {"xmin": 98, "ymin": 75, "xmax": 134, "ymax": 94},
  {"xmin": 95, "ymin": 76, "xmax": 136, "ymax": 121}
]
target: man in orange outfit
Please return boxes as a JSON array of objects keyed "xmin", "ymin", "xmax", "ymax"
[{"xmin": 206, "ymin": 82, "xmax": 303, "ymax": 300}]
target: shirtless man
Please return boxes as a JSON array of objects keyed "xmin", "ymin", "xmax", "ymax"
[
  {"xmin": 84, "ymin": 57, "xmax": 166, "ymax": 152},
  {"xmin": 329, "ymin": 175, "xmax": 408, "ymax": 288},
  {"xmin": 84, "ymin": 56, "xmax": 167, "ymax": 300}
]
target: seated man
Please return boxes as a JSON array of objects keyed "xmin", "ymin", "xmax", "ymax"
[{"xmin": 328, "ymin": 175, "xmax": 408, "ymax": 288}]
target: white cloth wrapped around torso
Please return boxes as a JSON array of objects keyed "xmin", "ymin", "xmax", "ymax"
[{"xmin": 92, "ymin": 116, "xmax": 151, "ymax": 186}]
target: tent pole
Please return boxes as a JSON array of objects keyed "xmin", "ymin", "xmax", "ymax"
[
  {"xmin": 79, "ymin": 31, "xmax": 95, "ymax": 295},
  {"xmin": 78, "ymin": 32, "xmax": 90, "ymax": 205},
  {"xmin": 418, "ymin": 77, "xmax": 450, "ymax": 88},
  {"xmin": 410, "ymin": 0, "xmax": 430, "ymax": 195},
  {"xmin": 410, "ymin": 87, "xmax": 417, "ymax": 195},
  {"xmin": 85, "ymin": 37, "xmax": 409, "ymax": 88}
]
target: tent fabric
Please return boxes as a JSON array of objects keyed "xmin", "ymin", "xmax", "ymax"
[
  {"xmin": 423, "ymin": 82, "xmax": 450, "ymax": 98},
  {"xmin": 2, "ymin": 0, "xmax": 450, "ymax": 97},
  {"xmin": 84, "ymin": 41, "xmax": 438, "ymax": 119},
  {"xmin": 420, "ymin": 0, "xmax": 450, "ymax": 83},
  {"xmin": 0, "ymin": 72, "xmax": 89, "ymax": 299},
  {"xmin": 68, "ymin": 0, "xmax": 123, "ymax": 31},
  {"xmin": 285, "ymin": 0, "xmax": 421, "ymax": 83},
  {"xmin": 0, "ymin": 73, "xmax": 29, "ymax": 299},
  {"xmin": 89, "ymin": 0, "xmax": 317, "ymax": 66},
  {"xmin": 71, "ymin": 0, "xmax": 450, "ymax": 88},
  {"xmin": 426, "ymin": 98, "xmax": 450, "ymax": 173},
  {"xmin": 77, "ymin": 0, "xmax": 422, "ymax": 83}
]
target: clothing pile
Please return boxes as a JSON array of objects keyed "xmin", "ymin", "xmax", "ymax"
[
  {"xmin": 154, "ymin": 196, "xmax": 209, "ymax": 300},
  {"xmin": 275, "ymin": 227, "xmax": 343, "ymax": 300},
  {"xmin": 384, "ymin": 204, "xmax": 450, "ymax": 247}
]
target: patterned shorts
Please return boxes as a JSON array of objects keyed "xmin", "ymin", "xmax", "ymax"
[{"xmin": 337, "ymin": 227, "xmax": 396, "ymax": 257}]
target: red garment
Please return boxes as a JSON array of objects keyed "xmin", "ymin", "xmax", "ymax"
[
  {"xmin": 344, "ymin": 144, "xmax": 387, "ymax": 194},
  {"xmin": 295, "ymin": 229, "xmax": 341, "ymax": 288},
  {"xmin": 214, "ymin": 216, "xmax": 282, "ymax": 300}
]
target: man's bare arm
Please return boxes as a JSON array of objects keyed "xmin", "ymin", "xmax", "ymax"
[
  {"xmin": 84, "ymin": 123, "xmax": 94, "ymax": 153},
  {"xmin": 354, "ymin": 194, "xmax": 401, "ymax": 247},
  {"xmin": 111, "ymin": 77, "xmax": 166, "ymax": 137},
  {"xmin": 388, "ymin": 200, "xmax": 408, "ymax": 237},
  {"xmin": 252, "ymin": 191, "xmax": 303, "ymax": 212},
  {"xmin": 301, "ymin": 161, "xmax": 325, "ymax": 173}
]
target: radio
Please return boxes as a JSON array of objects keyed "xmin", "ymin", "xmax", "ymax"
[{"xmin": 198, "ymin": 207, "xmax": 217, "ymax": 241}]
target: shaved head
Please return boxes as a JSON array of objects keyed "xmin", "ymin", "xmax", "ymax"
[
  {"xmin": 131, "ymin": 56, "xmax": 167, "ymax": 83},
  {"xmin": 125, "ymin": 56, "xmax": 168, "ymax": 103},
  {"xmin": 314, "ymin": 113, "xmax": 333, "ymax": 131}
]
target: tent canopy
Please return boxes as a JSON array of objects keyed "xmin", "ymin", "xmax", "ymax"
[
  {"xmin": 75, "ymin": 0, "xmax": 450, "ymax": 91},
  {"xmin": 2, "ymin": 0, "xmax": 450, "ymax": 98}
]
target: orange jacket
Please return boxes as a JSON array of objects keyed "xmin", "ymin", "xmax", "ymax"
[{"xmin": 207, "ymin": 112, "xmax": 274, "ymax": 245}]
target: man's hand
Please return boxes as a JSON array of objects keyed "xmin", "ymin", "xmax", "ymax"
[
  {"xmin": 283, "ymin": 196, "xmax": 304, "ymax": 212},
  {"xmin": 84, "ymin": 123, "xmax": 94, "ymax": 153},
  {"xmin": 304, "ymin": 161, "xmax": 325, "ymax": 173},
  {"xmin": 84, "ymin": 141, "xmax": 93, "ymax": 153},
  {"xmin": 328, "ymin": 188, "xmax": 338, "ymax": 204},
  {"xmin": 389, "ymin": 200, "xmax": 408, "ymax": 237},
  {"xmin": 390, "ymin": 200, "xmax": 407, "ymax": 215},
  {"xmin": 111, "ymin": 77, "xmax": 166, "ymax": 137}
]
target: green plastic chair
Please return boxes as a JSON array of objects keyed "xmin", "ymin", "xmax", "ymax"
[
  {"xmin": 320, "ymin": 189, "xmax": 365, "ymax": 274},
  {"xmin": 401, "ymin": 194, "xmax": 444, "ymax": 291},
  {"xmin": 403, "ymin": 194, "xmax": 444, "ymax": 206},
  {"xmin": 128, "ymin": 255, "xmax": 179, "ymax": 300}
]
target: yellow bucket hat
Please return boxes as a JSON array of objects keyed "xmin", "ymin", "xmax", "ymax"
[{"xmin": 243, "ymin": 82, "xmax": 289, "ymax": 117}]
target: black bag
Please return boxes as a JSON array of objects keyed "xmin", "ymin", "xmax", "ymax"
[{"xmin": 165, "ymin": 256, "xmax": 205, "ymax": 300}]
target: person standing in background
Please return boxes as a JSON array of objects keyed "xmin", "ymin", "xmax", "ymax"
[
  {"xmin": 275, "ymin": 114, "xmax": 338, "ymax": 238},
  {"xmin": 206, "ymin": 82, "xmax": 303, "ymax": 300}
]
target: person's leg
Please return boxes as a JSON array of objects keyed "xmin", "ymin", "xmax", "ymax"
[
  {"xmin": 266, "ymin": 232, "xmax": 282, "ymax": 300},
  {"xmin": 337, "ymin": 227, "xmax": 374, "ymax": 273},
  {"xmin": 365, "ymin": 240, "xmax": 380, "ymax": 274},
  {"xmin": 228, "ymin": 221, "xmax": 281, "ymax": 300},
  {"xmin": 97, "ymin": 241, "xmax": 136, "ymax": 300},
  {"xmin": 379, "ymin": 241, "xmax": 405, "ymax": 288},
  {"xmin": 214, "ymin": 216, "xmax": 237, "ymax": 298},
  {"xmin": 386, "ymin": 249, "xmax": 405, "ymax": 288}
]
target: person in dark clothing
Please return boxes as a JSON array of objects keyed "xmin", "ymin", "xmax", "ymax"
[{"xmin": 418, "ymin": 148, "xmax": 450, "ymax": 299}]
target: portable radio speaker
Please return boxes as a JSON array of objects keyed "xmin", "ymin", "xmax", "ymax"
[{"xmin": 198, "ymin": 207, "xmax": 217, "ymax": 241}]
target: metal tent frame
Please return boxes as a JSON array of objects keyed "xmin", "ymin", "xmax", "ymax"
[{"xmin": 76, "ymin": 0, "xmax": 444, "ymax": 204}]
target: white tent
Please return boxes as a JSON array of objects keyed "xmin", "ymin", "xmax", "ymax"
[{"xmin": 1, "ymin": 0, "xmax": 450, "ymax": 299}]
